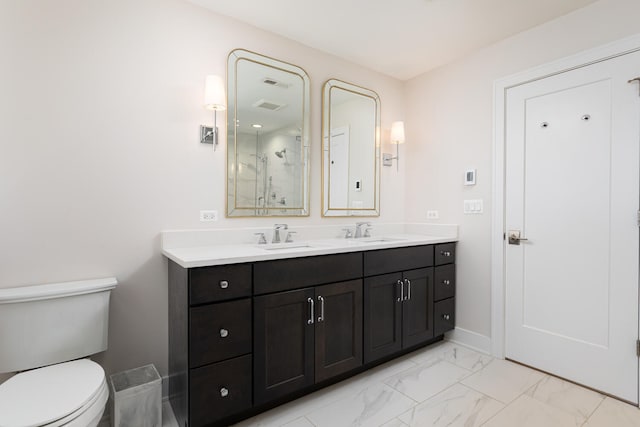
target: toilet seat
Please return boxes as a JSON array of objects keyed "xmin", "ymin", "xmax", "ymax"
[{"xmin": 0, "ymin": 359, "xmax": 107, "ymax": 427}]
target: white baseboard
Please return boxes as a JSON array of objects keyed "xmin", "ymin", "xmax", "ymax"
[{"xmin": 445, "ymin": 327, "xmax": 492, "ymax": 355}]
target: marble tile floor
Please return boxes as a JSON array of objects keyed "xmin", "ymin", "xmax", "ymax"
[{"xmin": 159, "ymin": 340, "xmax": 640, "ymax": 427}]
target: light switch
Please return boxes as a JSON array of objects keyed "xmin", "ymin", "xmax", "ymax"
[{"xmin": 464, "ymin": 199, "xmax": 483, "ymax": 214}]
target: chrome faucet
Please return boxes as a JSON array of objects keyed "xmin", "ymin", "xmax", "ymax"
[
  {"xmin": 272, "ymin": 224, "xmax": 288, "ymax": 243},
  {"xmin": 355, "ymin": 222, "xmax": 371, "ymax": 238}
]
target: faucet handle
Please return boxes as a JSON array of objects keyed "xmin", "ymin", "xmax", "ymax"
[
  {"xmin": 285, "ymin": 231, "xmax": 297, "ymax": 243},
  {"xmin": 364, "ymin": 227, "xmax": 372, "ymax": 238},
  {"xmin": 254, "ymin": 232, "xmax": 267, "ymax": 245},
  {"xmin": 342, "ymin": 228, "xmax": 353, "ymax": 239},
  {"xmin": 354, "ymin": 221, "xmax": 372, "ymax": 238}
]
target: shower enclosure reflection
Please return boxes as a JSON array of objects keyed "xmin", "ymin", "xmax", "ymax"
[
  {"xmin": 227, "ymin": 49, "xmax": 310, "ymax": 217},
  {"xmin": 235, "ymin": 130, "xmax": 302, "ymax": 216}
]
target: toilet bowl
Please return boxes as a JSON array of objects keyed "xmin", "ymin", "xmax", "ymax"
[
  {"xmin": 0, "ymin": 278, "xmax": 117, "ymax": 427},
  {"xmin": 0, "ymin": 359, "xmax": 109, "ymax": 427}
]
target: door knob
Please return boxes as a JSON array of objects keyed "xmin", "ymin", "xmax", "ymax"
[{"xmin": 508, "ymin": 230, "xmax": 529, "ymax": 245}]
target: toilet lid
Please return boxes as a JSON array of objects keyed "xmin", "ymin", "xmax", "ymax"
[{"xmin": 0, "ymin": 359, "xmax": 105, "ymax": 427}]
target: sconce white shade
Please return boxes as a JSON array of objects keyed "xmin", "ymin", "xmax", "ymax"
[
  {"xmin": 204, "ymin": 75, "xmax": 226, "ymax": 111},
  {"xmin": 390, "ymin": 121, "xmax": 405, "ymax": 144}
]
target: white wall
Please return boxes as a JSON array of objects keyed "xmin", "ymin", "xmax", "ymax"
[
  {"xmin": 0, "ymin": 0, "xmax": 405, "ymax": 378},
  {"xmin": 404, "ymin": 0, "xmax": 640, "ymax": 340}
]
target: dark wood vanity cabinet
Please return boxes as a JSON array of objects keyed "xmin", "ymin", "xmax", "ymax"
[
  {"xmin": 433, "ymin": 243, "xmax": 456, "ymax": 336},
  {"xmin": 253, "ymin": 279, "xmax": 362, "ymax": 406},
  {"xmin": 363, "ymin": 247, "xmax": 436, "ymax": 364},
  {"xmin": 169, "ymin": 262, "xmax": 254, "ymax": 427},
  {"xmin": 168, "ymin": 242, "xmax": 455, "ymax": 427}
]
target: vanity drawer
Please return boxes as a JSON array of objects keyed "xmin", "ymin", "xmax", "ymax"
[
  {"xmin": 434, "ymin": 243, "xmax": 456, "ymax": 266},
  {"xmin": 364, "ymin": 245, "xmax": 433, "ymax": 277},
  {"xmin": 254, "ymin": 252, "xmax": 361, "ymax": 295},
  {"xmin": 434, "ymin": 264, "xmax": 455, "ymax": 301},
  {"xmin": 189, "ymin": 299, "xmax": 251, "ymax": 368},
  {"xmin": 190, "ymin": 264, "xmax": 252, "ymax": 305},
  {"xmin": 189, "ymin": 354, "xmax": 252, "ymax": 427},
  {"xmin": 434, "ymin": 298, "xmax": 455, "ymax": 336}
]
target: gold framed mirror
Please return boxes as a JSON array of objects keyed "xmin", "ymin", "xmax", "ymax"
[
  {"xmin": 227, "ymin": 49, "xmax": 310, "ymax": 217},
  {"xmin": 321, "ymin": 79, "xmax": 381, "ymax": 217}
]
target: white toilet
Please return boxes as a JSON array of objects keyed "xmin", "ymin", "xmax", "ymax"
[{"xmin": 0, "ymin": 277, "xmax": 117, "ymax": 427}]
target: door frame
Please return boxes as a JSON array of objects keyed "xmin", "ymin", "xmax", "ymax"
[{"xmin": 491, "ymin": 35, "xmax": 640, "ymax": 375}]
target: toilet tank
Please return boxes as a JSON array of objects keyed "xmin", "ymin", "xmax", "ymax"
[{"xmin": 0, "ymin": 278, "xmax": 117, "ymax": 373}]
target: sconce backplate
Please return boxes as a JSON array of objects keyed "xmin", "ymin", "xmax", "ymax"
[{"xmin": 200, "ymin": 125, "xmax": 214, "ymax": 144}]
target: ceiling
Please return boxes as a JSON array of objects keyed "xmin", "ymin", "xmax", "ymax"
[{"xmin": 187, "ymin": 0, "xmax": 597, "ymax": 80}]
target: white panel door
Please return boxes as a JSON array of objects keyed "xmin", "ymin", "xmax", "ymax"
[{"xmin": 505, "ymin": 51, "xmax": 640, "ymax": 403}]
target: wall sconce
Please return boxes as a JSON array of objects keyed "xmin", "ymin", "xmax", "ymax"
[
  {"xmin": 383, "ymin": 121, "xmax": 405, "ymax": 171},
  {"xmin": 200, "ymin": 75, "xmax": 226, "ymax": 150}
]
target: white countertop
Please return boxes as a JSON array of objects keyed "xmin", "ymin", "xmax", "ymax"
[{"xmin": 162, "ymin": 233, "xmax": 457, "ymax": 268}]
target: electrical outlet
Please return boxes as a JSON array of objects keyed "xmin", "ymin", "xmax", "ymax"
[
  {"xmin": 427, "ymin": 210, "xmax": 439, "ymax": 219},
  {"xmin": 200, "ymin": 210, "xmax": 218, "ymax": 222}
]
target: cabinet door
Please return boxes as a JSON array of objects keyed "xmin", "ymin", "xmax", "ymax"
[
  {"xmin": 254, "ymin": 288, "xmax": 315, "ymax": 406},
  {"xmin": 402, "ymin": 268, "xmax": 435, "ymax": 348},
  {"xmin": 364, "ymin": 273, "xmax": 403, "ymax": 363},
  {"xmin": 315, "ymin": 280, "xmax": 363, "ymax": 383}
]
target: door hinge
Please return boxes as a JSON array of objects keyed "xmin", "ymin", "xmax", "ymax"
[{"xmin": 636, "ymin": 339, "xmax": 640, "ymax": 357}]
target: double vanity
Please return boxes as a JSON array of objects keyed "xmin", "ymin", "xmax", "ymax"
[
  {"xmin": 167, "ymin": 45, "xmax": 458, "ymax": 427},
  {"xmin": 164, "ymin": 228, "xmax": 457, "ymax": 427}
]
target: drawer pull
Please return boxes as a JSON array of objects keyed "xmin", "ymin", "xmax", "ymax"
[
  {"xmin": 219, "ymin": 280, "xmax": 229, "ymax": 289},
  {"xmin": 442, "ymin": 314, "xmax": 451, "ymax": 321},
  {"xmin": 219, "ymin": 328, "xmax": 229, "ymax": 338},
  {"xmin": 440, "ymin": 251, "xmax": 452, "ymax": 257},
  {"xmin": 220, "ymin": 387, "xmax": 229, "ymax": 397},
  {"xmin": 443, "ymin": 279, "xmax": 451, "ymax": 285},
  {"xmin": 307, "ymin": 298, "xmax": 315, "ymax": 325},
  {"xmin": 317, "ymin": 295, "xmax": 325, "ymax": 323}
]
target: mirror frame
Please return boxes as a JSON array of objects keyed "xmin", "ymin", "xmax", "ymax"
[
  {"xmin": 226, "ymin": 48, "xmax": 311, "ymax": 217},
  {"xmin": 321, "ymin": 79, "xmax": 381, "ymax": 217}
]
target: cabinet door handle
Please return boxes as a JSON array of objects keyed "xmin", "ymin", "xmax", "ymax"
[
  {"xmin": 396, "ymin": 280, "xmax": 403, "ymax": 302},
  {"xmin": 219, "ymin": 280, "xmax": 229, "ymax": 289},
  {"xmin": 440, "ymin": 251, "xmax": 451, "ymax": 257},
  {"xmin": 404, "ymin": 278, "xmax": 411, "ymax": 301},
  {"xmin": 307, "ymin": 298, "xmax": 315, "ymax": 325},
  {"xmin": 317, "ymin": 295, "xmax": 325, "ymax": 322},
  {"xmin": 443, "ymin": 279, "xmax": 451, "ymax": 285},
  {"xmin": 443, "ymin": 314, "xmax": 451, "ymax": 321},
  {"xmin": 219, "ymin": 328, "xmax": 229, "ymax": 338},
  {"xmin": 220, "ymin": 387, "xmax": 229, "ymax": 397}
]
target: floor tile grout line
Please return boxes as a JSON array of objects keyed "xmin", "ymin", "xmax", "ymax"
[
  {"xmin": 302, "ymin": 415, "xmax": 316, "ymax": 426},
  {"xmin": 581, "ymin": 396, "xmax": 607, "ymax": 426},
  {"xmin": 524, "ymin": 374, "xmax": 607, "ymax": 425}
]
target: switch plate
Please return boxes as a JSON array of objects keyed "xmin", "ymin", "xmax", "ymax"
[
  {"xmin": 200, "ymin": 210, "xmax": 218, "ymax": 222},
  {"xmin": 427, "ymin": 210, "xmax": 439, "ymax": 219},
  {"xmin": 463, "ymin": 200, "xmax": 483, "ymax": 214}
]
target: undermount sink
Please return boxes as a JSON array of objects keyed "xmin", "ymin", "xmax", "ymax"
[{"xmin": 258, "ymin": 243, "xmax": 313, "ymax": 251}]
